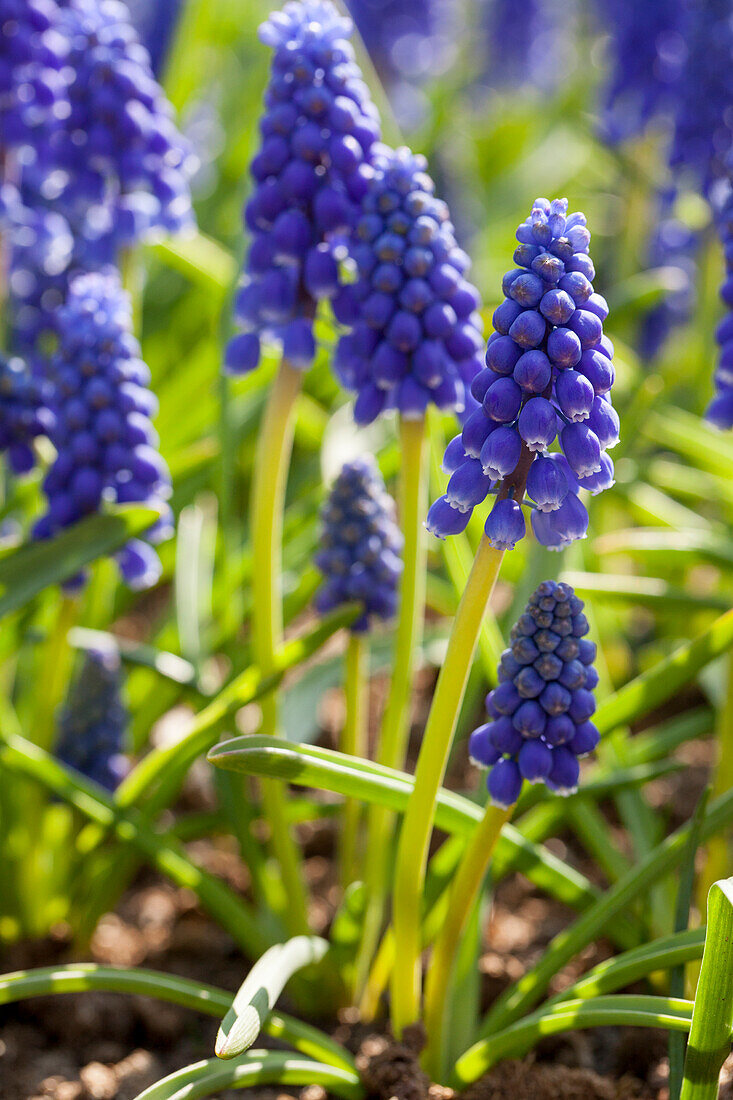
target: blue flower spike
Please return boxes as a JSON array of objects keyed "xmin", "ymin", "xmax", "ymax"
[
  {"xmin": 56, "ymin": 647, "xmax": 129, "ymax": 792},
  {"xmin": 427, "ymin": 197, "xmax": 617, "ymax": 551},
  {"xmin": 314, "ymin": 456, "xmax": 403, "ymax": 632},
  {"xmin": 469, "ymin": 579, "xmax": 599, "ymax": 808},
  {"xmin": 34, "ymin": 271, "xmax": 172, "ymax": 589},
  {"xmin": 225, "ymin": 0, "xmax": 381, "ymax": 377},
  {"xmin": 707, "ymin": 175, "xmax": 733, "ymax": 430},
  {"xmin": 334, "ymin": 145, "xmax": 484, "ymax": 424}
]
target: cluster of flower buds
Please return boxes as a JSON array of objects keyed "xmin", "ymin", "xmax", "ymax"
[
  {"xmin": 334, "ymin": 145, "xmax": 484, "ymax": 424},
  {"xmin": 56, "ymin": 647, "xmax": 128, "ymax": 792},
  {"xmin": 225, "ymin": 0, "xmax": 381, "ymax": 377},
  {"xmin": 34, "ymin": 272, "xmax": 172, "ymax": 589},
  {"xmin": 427, "ymin": 197, "xmax": 618, "ymax": 551},
  {"xmin": 469, "ymin": 580, "xmax": 599, "ymax": 807},
  {"xmin": 0, "ymin": 353, "xmax": 52, "ymax": 473},
  {"xmin": 314, "ymin": 456, "xmax": 403, "ymax": 632},
  {"xmin": 707, "ymin": 179, "xmax": 733, "ymax": 429},
  {"xmin": 0, "ymin": 0, "xmax": 69, "ymax": 156}
]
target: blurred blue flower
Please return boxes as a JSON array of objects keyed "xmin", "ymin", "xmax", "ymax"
[
  {"xmin": 707, "ymin": 175, "xmax": 733, "ymax": 429},
  {"xmin": 427, "ymin": 197, "xmax": 617, "ymax": 550},
  {"xmin": 56, "ymin": 647, "xmax": 129, "ymax": 792},
  {"xmin": 315, "ymin": 455, "xmax": 403, "ymax": 632},
  {"xmin": 123, "ymin": 0, "xmax": 183, "ymax": 77},
  {"xmin": 482, "ymin": 0, "xmax": 578, "ymax": 93},
  {"xmin": 639, "ymin": 191, "xmax": 698, "ymax": 362},
  {"xmin": 469, "ymin": 579, "xmax": 599, "ymax": 807},
  {"xmin": 0, "ymin": 352, "xmax": 52, "ymax": 474},
  {"xmin": 334, "ymin": 144, "xmax": 484, "ymax": 424},
  {"xmin": 225, "ymin": 0, "xmax": 381, "ymax": 377}
]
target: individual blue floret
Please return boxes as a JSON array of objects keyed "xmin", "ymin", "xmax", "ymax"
[
  {"xmin": 707, "ymin": 175, "xmax": 733, "ymax": 430},
  {"xmin": 0, "ymin": 352, "xmax": 53, "ymax": 473},
  {"xmin": 55, "ymin": 647, "xmax": 129, "ymax": 792},
  {"xmin": 334, "ymin": 145, "xmax": 484, "ymax": 424},
  {"xmin": 427, "ymin": 197, "xmax": 617, "ymax": 551},
  {"xmin": 469, "ymin": 579, "xmax": 599, "ymax": 807},
  {"xmin": 33, "ymin": 271, "xmax": 172, "ymax": 589},
  {"xmin": 314, "ymin": 455, "xmax": 403, "ymax": 632},
  {"xmin": 225, "ymin": 0, "xmax": 381, "ymax": 377}
]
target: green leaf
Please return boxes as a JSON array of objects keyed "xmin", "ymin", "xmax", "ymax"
[
  {"xmin": 453, "ymin": 995, "xmax": 695, "ymax": 1087},
  {"xmin": 595, "ymin": 610, "xmax": 733, "ymax": 736},
  {"xmin": 152, "ymin": 232, "xmax": 237, "ymax": 294},
  {"xmin": 479, "ymin": 786, "xmax": 733, "ymax": 1036},
  {"xmin": 0, "ymin": 507, "xmax": 159, "ymax": 617},
  {"xmin": 560, "ymin": 571, "xmax": 730, "ymax": 613},
  {"xmin": 0, "ymin": 962, "xmax": 355, "ymax": 1071},
  {"xmin": 134, "ymin": 1050, "xmax": 364, "ymax": 1100},
  {"xmin": 681, "ymin": 878, "xmax": 733, "ymax": 1100},
  {"xmin": 207, "ymin": 736, "xmax": 600, "ymax": 914},
  {"xmin": 215, "ymin": 937, "xmax": 328, "ymax": 1059}
]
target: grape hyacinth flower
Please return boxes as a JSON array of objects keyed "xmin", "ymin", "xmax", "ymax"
[
  {"xmin": 469, "ymin": 580, "xmax": 599, "ymax": 807},
  {"xmin": 30, "ymin": 0, "xmax": 196, "ymax": 254},
  {"xmin": 639, "ymin": 190, "xmax": 698, "ymax": 362},
  {"xmin": 707, "ymin": 176, "xmax": 733, "ymax": 430},
  {"xmin": 34, "ymin": 271, "xmax": 172, "ymax": 589},
  {"xmin": 315, "ymin": 456, "xmax": 403, "ymax": 632},
  {"xmin": 427, "ymin": 196, "xmax": 618, "ymax": 551},
  {"xmin": 0, "ymin": 0, "xmax": 69, "ymax": 160},
  {"xmin": 596, "ymin": 0, "xmax": 685, "ymax": 145},
  {"xmin": 0, "ymin": 352, "xmax": 52, "ymax": 473},
  {"xmin": 482, "ymin": 0, "xmax": 577, "ymax": 94},
  {"xmin": 334, "ymin": 145, "xmax": 484, "ymax": 424},
  {"xmin": 225, "ymin": 0, "xmax": 381, "ymax": 377},
  {"xmin": 124, "ymin": 0, "xmax": 183, "ymax": 78},
  {"xmin": 56, "ymin": 647, "xmax": 128, "ymax": 792}
]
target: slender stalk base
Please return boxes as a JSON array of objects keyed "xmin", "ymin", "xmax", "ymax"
[
  {"xmin": 696, "ymin": 647, "xmax": 733, "ymax": 913},
  {"xmin": 340, "ymin": 633, "xmax": 369, "ymax": 890},
  {"xmin": 354, "ymin": 416, "xmax": 428, "ymax": 998},
  {"xmin": 251, "ymin": 358, "xmax": 309, "ymax": 936},
  {"xmin": 390, "ymin": 535, "xmax": 506, "ymax": 1035},
  {"xmin": 423, "ymin": 801, "xmax": 513, "ymax": 1080}
]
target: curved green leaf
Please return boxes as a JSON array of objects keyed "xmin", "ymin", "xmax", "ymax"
[
  {"xmin": 0, "ymin": 507, "xmax": 159, "ymax": 617},
  {"xmin": 216, "ymin": 937, "xmax": 328, "ymax": 1059}
]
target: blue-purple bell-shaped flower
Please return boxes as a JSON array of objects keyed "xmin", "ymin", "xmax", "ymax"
[
  {"xmin": 225, "ymin": 0, "xmax": 381, "ymax": 378},
  {"xmin": 428, "ymin": 197, "xmax": 617, "ymax": 550},
  {"xmin": 55, "ymin": 647, "xmax": 129, "ymax": 792},
  {"xmin": 469, "ymin": 579, "xmax": 599, "ymax": 807},
  {"xmin": 333, "ymin": 144, "xmax": 484, "ymax": 424},
  {"xmin": 314, "ymin": 455, "xmax": 403, "ymax": 632},
  {"xmin": 33, "ymin": 271, "xmax": 172, "ymax": 589}
]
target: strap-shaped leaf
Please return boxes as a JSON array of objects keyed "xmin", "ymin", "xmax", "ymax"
[
  {"xmin": 215, "ymin": 937, "xmax": 328, "ymax": 1059},
  {"xmin": 681, "ymin": 878, "xmax": 733, "ymax": 1100},
  {"xmin": 0, "ymin": 507, "xmax": 159, "ymax": 617}
]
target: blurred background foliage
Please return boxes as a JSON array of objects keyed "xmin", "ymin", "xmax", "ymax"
[{"xmin": 0, "ymin": 0, "xmax": 730, "ymax": 946}]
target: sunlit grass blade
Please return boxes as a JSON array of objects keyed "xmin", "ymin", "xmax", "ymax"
[
  {"xmin": 0, "ymin": 732, "xmax": 269, "ymax": 955},
  {"xmin": 0, "ymin": 507, "xmax": 160, "ymax": 618},
  {"xmin": 133, "ymin": 1050, "xmax": 364, "ymax": 1100},
  {"xmin": 644, "ymin": 407, "xmax": 733, "ymax": 480},
  {"xmin": 681, "ymin": 879, "xmax": 733, "ymax": 1100},
  {"xmin": 669, "ymin": 790, "xmax": 711, "ymax": 1100},
  {"xmin": 70, "ymin": 627, "xmax": 199, "ymax": 689},
  {"xmin": 453, "ymin": 995, "xmax": 695, "ymax": 1087},
  {"xmin": 479, "ymin": 787, "xmax": 733, "ymax": 1035},
  {"xmin": 593, "ymin": 528, "xmax": 733, "ymax": 569},
  {"xmin": 0, "ymin": 963, "xmax": 355, "ymax": 1072},
  {"xmin": 216, "ymin": 937, "xmax": 328, "ymax": 1059},
  {"xmin": 153, "ymin": 232, "xmax": 237, "ymax": 294},
  {"xmin": 595, "ymin": 609, "xmax": 733, "ymax": 736},
  {"xmin": 551, "ymin": 928, "xmax": 706, "ymax": 1004},
  {"xmin": 560, "ymin": 571, "xmax": 730, "ymax": 613}
]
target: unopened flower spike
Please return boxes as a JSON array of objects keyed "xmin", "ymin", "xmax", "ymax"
[
  {"xmin": 334, "ymin": 144, "xmax": 484, "ymax": 425},
  {"xmin": 55, "ymin": 647, "xmax": 129, "ymax": 792},
  {"xmin": 707, "ymin": 169, "xmax": 733, "ymax": 430},
  {"xmin": 469, "ymin": 579, "xmax": 599, "ymax": 808},
  {"xmin": 314, "ymin": 456, "xmax": 403, "ymax": 632},
  {"xmin": 33, "ymin": 271, "xmax": 172, "ymax": 590},
  {"xmin": 225, "ymin": 0, "xmax": 381, "ymax": 377},
  {"xmin": 0, "ymin": 353, "xmax": 52, "ymax": 474},
  {"xmin": 427, "ymin": 196, "xmax": 618, "ymax": 551}
]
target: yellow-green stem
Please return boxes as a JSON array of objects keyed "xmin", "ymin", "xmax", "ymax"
[
  {"xmin": 423, "ymin": 801, "xmax": 513, "ymax": 1080},
  {"xmin": 340, "ymin": 632, "xmax": 369, "ymax": 891},
  {"xmin": 390, "ymin": 535, "xmax": 505, "ymax": 1034},
  {"xmin": 354, "ymin": 416, "xmax": 428, "ymax": 997},
  {"xmin": 251, "ymin": 358, "xmax": 309, "ymax": 936},
  {"xmin": 695, "ymin": 647, "xmax": 733, "ymax": 918}
]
